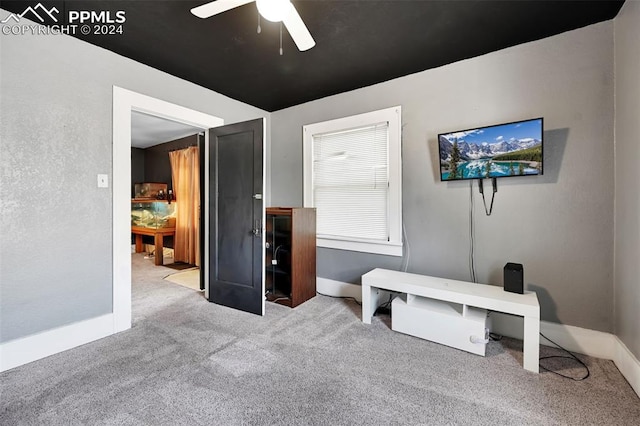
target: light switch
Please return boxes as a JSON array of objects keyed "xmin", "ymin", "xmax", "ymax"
[{"xmin": 97, "ymin": 174, "xmax": 109, "ymax": 188}]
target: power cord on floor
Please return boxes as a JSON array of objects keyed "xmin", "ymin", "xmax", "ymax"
[
  {"xmin": 314, "ymin": 291, "xmax": 401, "ymax": 315},
  {"xmin": 316, "ymin": 291, "xmax": 362, "ymax": 306},
  {"xmin": 487, "ymin": 330, "xmax": 589, "ymax": 380},
  {"xmin": 489, "ymin": 332, "xmax": 502, "ymax": 341},
  {"xmin": 539, "ymin": 332, "xmax": 590, "ymax": 381}
]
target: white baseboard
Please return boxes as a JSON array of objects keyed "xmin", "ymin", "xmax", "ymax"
[
  {"xmin": 317, "ymin": 277, "xmax": 398, "ymax": 304},
  {"xmin": 317, "ymin": 277, "xmax": 362, "ymax": 301},
  {"xmin": 319, "ymin": 277, "xmax": 640, "ymax": 397},
  {"xmin": 613, "ymin": 337, "xmax": 640, "ymax": 397},
  {"xmin": 490, "ymin": 313, "xmax": 617, "ymax": 360},
  {"xmin": 0, "ymin": 314, "xmax": 115, "ymax": 372}
]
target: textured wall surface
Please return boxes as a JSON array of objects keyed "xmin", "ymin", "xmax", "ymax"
[
  {"xmin": 614, "ymin": 1, "xmax": 640, "ymax": 358},
  {"xmin": 0, "ymin": 12, "xmax": 269, "ymax": 343},
  {"xmin": 271, "ymin": 22, "xmax": 615, "ymax": 332}
]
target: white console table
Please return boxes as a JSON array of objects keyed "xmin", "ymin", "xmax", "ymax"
[{"xmin": 362, "ymin": 268, "xmax": 541, "ymax": 373}]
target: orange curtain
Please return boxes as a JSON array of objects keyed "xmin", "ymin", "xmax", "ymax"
[{"xmin": 169, "ymin": 146, "xmax": 200, "ymax": 266}]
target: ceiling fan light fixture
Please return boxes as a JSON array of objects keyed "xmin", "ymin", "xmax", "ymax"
[
  {"xmin": 256, "ymin": 0, "xmax": 292, "ymax": 22},
  {"xmin": 191, "ymin": 0, "xmax": 315, "ymax": 52}
]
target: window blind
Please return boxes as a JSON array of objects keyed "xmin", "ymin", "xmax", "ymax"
[{"xmin": 312, "ymin": 122, "xmax": 389, "ymax": 242}]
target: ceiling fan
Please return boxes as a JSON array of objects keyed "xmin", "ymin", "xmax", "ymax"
[{"xmin": 191, "ymin": 0, "xmax": 316, "ymax": 51}]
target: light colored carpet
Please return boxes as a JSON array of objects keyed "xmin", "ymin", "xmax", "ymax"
[
  {"xmin": 164, "ymin": 268, "xmax": 201, "ymax": 291},
  {"xmin": 1, "ymin": 253, "xmax": 638, "ymax": 425}
]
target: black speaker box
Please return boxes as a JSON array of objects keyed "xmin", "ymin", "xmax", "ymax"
[{"xmin": 504, "ymin": 263, "xmax": 524, "ymax": 294}]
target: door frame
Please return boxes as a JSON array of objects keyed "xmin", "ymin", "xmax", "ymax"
[{"xmin": 112, "ymin": 86, "xmax": 224, "ymax": 332}]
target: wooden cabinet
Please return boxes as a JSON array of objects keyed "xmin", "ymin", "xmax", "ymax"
[{"xmin": 265, "ymin": 207, "xmax": 316, "ymax": 307}]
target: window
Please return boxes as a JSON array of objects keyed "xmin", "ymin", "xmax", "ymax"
[{"xmin": 303, "ymin": 106, "xmax": 402, "ymax": 256}]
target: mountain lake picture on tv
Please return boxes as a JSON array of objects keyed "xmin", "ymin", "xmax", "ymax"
[{"xmin": 438, "ymin": 118, "xmax": 543, "ymax": 181}]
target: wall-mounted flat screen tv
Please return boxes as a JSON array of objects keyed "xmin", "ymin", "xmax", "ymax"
[{"xmin": 438, "ymin": 117, "xmax": 543, "ymax": 181}]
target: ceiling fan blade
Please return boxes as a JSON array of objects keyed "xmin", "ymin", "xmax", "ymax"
[
  {"xmin": 282, "ymin": 3, "xmax": 315, "ymax": 51},
  {"xmin": 191, "ymin": 0, "xmax": 254, "ymax": 18}
]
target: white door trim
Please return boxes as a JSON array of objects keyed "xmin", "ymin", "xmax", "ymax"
[{"xmin": 112, "ymin": 86, "xmax": 224, "ymax": 332}]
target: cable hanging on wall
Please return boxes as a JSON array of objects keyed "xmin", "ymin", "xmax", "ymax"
[
  {"xmin": 401, "ymin": 222, "xmax": 411, "ymax": 273},
  {"xmin": 478, "ymin": 178, "xmax": 498, "ymax": 216},
  {"xmin": 469, "ymin": 180, "xmax": 477, "ymax": 283}
]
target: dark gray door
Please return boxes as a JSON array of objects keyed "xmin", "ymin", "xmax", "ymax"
[{"xmin": 208, "ymin": 118, "xmax": 264, "ymax": 315}]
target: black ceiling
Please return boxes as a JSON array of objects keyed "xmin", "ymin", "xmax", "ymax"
[{"xmin": 1, "ymin": 1, "xmax": 625, "ymax": 111}]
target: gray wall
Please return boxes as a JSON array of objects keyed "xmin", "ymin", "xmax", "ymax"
[
  {"xmin": 614, "ymin": 1, "xmax": 640, "ymax": 359},
  {"xmin": 271, "ymin": 22, "xmax": 615, "ymax": 332},
  {"xmin": 0, "ymin": 14, "xmax": 269, "ymax": 343}
]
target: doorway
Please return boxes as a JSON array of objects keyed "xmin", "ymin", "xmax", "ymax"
[
  {"xmin": 113, "ymin": 87, "xmax": 224, "ymax": 333},
  {"xmin": 131, "ymin": 115, "xmax": 203, "ymax": 292}
]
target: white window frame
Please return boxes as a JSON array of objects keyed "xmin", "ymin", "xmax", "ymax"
[{"xmin": 303, "ymin": 106, "xmax": 402, "ymax": 256}]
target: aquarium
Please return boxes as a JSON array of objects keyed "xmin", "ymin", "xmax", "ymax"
[
  {"xmin": 131, "ymin": 201, "xmax": 176, "ymax": 229},
  {"xmin": 134, "ymin": 183, "xmax": 168, "ymax": 200}
]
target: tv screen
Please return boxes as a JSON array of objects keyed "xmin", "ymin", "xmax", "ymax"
[{"xmin": 438, "ymin": 117, "xmax": 543, "ymax": 181}]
